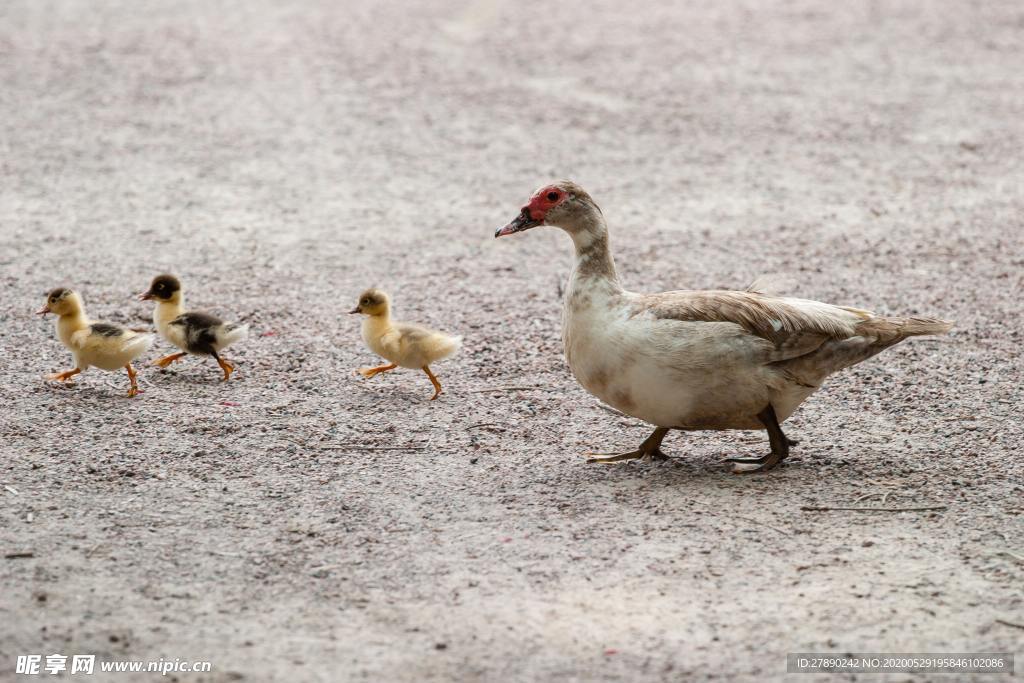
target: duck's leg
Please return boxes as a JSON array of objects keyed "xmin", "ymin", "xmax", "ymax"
[
  {"xmin": 125, "ymin": 363, "xmax": 140, "ymax": 398},
  {"xmin": 358, "ymin": 363, "xmax": 397, "ymax": 379},
  {"xmin": 729, "ymin": 405, "xmax": 790, "ymax": 473},
  {"xmin": 727, "ymin": 435, "xmax": 799, "ymax": 464},
  {"xmin": 587, "ymin": 427, "xmax": 671, "ymax": 464},
  {"xmin": 152, "ymin": 352, "xmax": 187, "ymax": 368},
  {"xmin": 212, "ymin": 351, "xmax": 235, "ymax": 381},
  {"xmin": 422, "ymin": 365, "xmax": 442, "ymax": 400},
  {"xmin": 46, "ymin": 368, "xmax": 81, "ymax": 383}
]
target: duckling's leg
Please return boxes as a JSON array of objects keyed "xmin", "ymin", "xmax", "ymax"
[
  {"xmin": 586, "ymin": 427, "xmax": 671, "ymax": 464},
  {"xmin": 125, "ymin": 363, "xmax": 140, "ymax": 398},
  {"xmin": 358, "ymin": 363, "xmax": 397, "ymax": 379},
  {"xmin": 422, "ymin": 365, "xmax": 442, "ymax": 400},
  {"xmin": 729, "ymin": 405, "xmax": 790, "ymax": 473},
  {"xmin": 152, "ymin": 352, "xmax": 187, "ymax": 368},
  {"xmin": 46, "ymin": 368, "xmax": 81, "ymax": 383},
  {"xmin": 212, "ymin": 351, "xmax": 235, "ymax": 381}
]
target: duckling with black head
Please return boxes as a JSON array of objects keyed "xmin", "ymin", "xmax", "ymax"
[
  {"xmin": 38, "ymin": 287, "xmax": 153, "ymax": 397},
  {"xmin": 350, "ymin": 288, "xmax": 461, "ymax": 400},
  {"xmin": 139, "ymin": 274, "xmax": 249, "ymax": 381}
]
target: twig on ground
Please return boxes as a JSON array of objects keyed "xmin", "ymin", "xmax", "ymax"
[
  {"xmin": 466, "ymin": 423, "xmax": 506, "ymax": 431},
  {"xmin": 466, "ymin": 386, "xmax": 555, "ymax": 393},
  {"xmin": 801, "ymin": 505, "xmax": 947, "ymax": 513},
  {"xmin": 4, "ymin": 551, "xmax": 34, "ymax": 559},
  {"xmin": 4, "ymin": 486, "xmax": 18, "ymax": 495},
  {"xmin": 995, "ymin": 619, "xmax": 1024, "ymax": 630},
  {"xmin": 995, "ymin": 550, "xmax": 1024, "ymax": 564},
  {"xmin": 732, "ymin": 515, "xmax": 791, "ymax": 537},
  {"xmin": 319, "ymin": 445, "xmax": 428, "ymax": 451}
]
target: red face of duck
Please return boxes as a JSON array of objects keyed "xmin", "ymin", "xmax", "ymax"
[{"xmin": 495, "ymin": 185, "xmax": 568, "ymax": 237}]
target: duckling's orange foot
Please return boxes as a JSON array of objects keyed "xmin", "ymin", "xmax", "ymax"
[
  {"xmin": 358, "ymin": 363, "xmax": 397, "ymax": 379},
  {"xmin": 152, "ymin": 352, "xmax": 187, "ymax": 369},
  {"xmin": 216, "ymin": 358, "xmax": 235, "ymax": 381},
  {"xmin": 46, "ymin": 369, "xmax": 81, "ymax": 383},
  {"xmin": 422, "ymin": 365, "xmax": 443, "ymax": 401},
  {"xmin": 125, "ymin": 364, "xmax": 141, "ymax": 398}
]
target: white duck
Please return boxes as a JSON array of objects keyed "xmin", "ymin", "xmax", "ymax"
[
  {"xmin": 38, "ymin": 287, "xmax": 153, "ymax": 398},
  {"xmin": 495, "ymin": 181, "xmax": 953, "ymax": 472}
]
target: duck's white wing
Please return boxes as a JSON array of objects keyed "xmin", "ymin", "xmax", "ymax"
[
  {"xmin": 631, "ymin": 290, "xmax": 867, "ymax": 354},
  {"xmin": 630, "ymin": 289, "xmax": 951, "ymax": 381}
]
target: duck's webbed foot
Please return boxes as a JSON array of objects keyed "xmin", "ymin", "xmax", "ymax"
[
  {"xmin": 729, "ymin": 405, "xmax": 791, "ymax": 474},
  {"xmin": 152, "ymin": 352, "xmax": 187, "ymax": 369},
  {"xmin": 213, "ymin": 352, "xmax": 236, "ymax": 381},
  {"xmin": 125, "ymin": 363, "xmax": 141, "ymax": 398},
  {"xmin": 422, "ymin": 365, "xmax": 443, "ymax": 401},
  {"xmin": 357, "ymin": 363, "xmax": 397, "ymax": 379},
  {"xmin": 46, "ymin": 368, "xmax": 81, "ymax": 383},
  {"xmin": 587, "ymin": 427, "xmax": 671, "ymax": 464}
]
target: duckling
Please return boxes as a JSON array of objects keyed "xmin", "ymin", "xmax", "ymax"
[
  {"xmin": 350, "ymin": 288, "xmax": 461, "ymax": 400},
  {"xmin": 139, "ymin": 274, "xmax": 249, "ymax": 381},
  {"xmin": 37, "ymin": 287, "xmax": 153, "ymax": 397}
]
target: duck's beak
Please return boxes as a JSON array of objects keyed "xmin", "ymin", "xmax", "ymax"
[
  {"xmin": 348, "ymin": 306, "xmax": 361, "ymax": 314},
  {"xmin": 495, "ymin": 207, "xmax": 542, "ymax": 238},
  {"xmin": 138, "ymin": 292, "xmax": 154, "ymax": 301},
  {"xmin": 36, "ymin": 305, "xmax": 50, "ymax": 316}
]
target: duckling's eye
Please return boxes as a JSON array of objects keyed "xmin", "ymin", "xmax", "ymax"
[
  {"xmin": 547, "ymin": 191, "xmax": 559, "ymax": 202},
  {"xmin": 361, "ymin": 299, "xmax": 370, "ymax": 306}
]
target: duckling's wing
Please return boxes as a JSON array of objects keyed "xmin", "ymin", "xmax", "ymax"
[
  {"xmin": 170, "ymin": 312, "xmax": 223, "ymax": 355},
  {"xmin": 393, "ymin": 323, "xmax": 460, "ymax": 364},
  {"xmin": 73, "ymin": 322, "xmax": 153, "ymax": 365},
  {"xmin": 69, "ymin": 322, "xmax": 129, "ymax": 349},
  {"xmin": 90, "ymin": 322, "xmax": 127, "ymax": 338}
]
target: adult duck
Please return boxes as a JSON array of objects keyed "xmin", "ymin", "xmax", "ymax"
[{"xmin": 495, "ymin": 181, "xmax": 953, "ymax": 472}]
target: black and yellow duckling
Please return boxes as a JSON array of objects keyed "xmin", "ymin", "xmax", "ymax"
[{"xmin": 139, "ymin": 274, "xmax": 249, "ymax": 381}]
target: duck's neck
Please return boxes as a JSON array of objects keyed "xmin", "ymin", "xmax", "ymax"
[
  {"xmin": 363, "ymin": 312, "xmax": 393, "ymax": 335},
  {"xmin": 58, "ymin": 309, "xmax": 88, "ymax": 330},
  {"xmin": 154, "ymin": 296, "xmax": 185, "ymax": 326},
  {"xmin": 57, "ymin": 309, "xmax": 88, "ymax": 344},
  {"xmin": 567, "ymin": 215, "xmax": 622, "ymax": 294}
]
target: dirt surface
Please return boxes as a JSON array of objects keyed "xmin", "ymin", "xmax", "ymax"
[{"xmin": 1, "ymin": 1, "xmax": 1022, "ymax": 681}]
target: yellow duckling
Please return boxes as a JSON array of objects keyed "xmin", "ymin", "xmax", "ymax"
[
  {"xmin": 350, "ymin": 288, "xmax": 461, "ymax": 400},
  {"xmin": 37, "ymin": 287, "xmax": 153, "ymax": 398}
]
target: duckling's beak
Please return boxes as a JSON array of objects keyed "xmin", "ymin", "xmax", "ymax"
[
  {"xmin": 138, "ymin": 291, "xmax": 154, "ymax": 301},
  {"xmin": 348, "ymin": 306, "xmax": 361, "ymax": 314},
  {"xmin": 495, "ymin": 207, "xmax": 542, "ymax": 238},
  {"xmin": 36, "ymin": 305, "xmax": 50, "ymax": 316}
]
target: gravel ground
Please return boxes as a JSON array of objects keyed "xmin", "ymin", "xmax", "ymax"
[{"xmin": 1, "ymin": 1, "xmax": 1022, "ymax": 681}]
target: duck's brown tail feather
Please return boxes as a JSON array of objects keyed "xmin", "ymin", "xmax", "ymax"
[
  {"xmin": 855, "ymin": 316, "xmax": 954, "ymax": 344},
  {"xmin": 777, "ymin": 316, "xmax": 953, "ymax": 386}
]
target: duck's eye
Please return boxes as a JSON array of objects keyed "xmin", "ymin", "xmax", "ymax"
[
  {"xmin": 547, "ymin": 191, "xmax": 559, "ymax": 202},
  {"xmin": 361, "ymin": 299, "xmax": 370, "ymax": 306}
]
